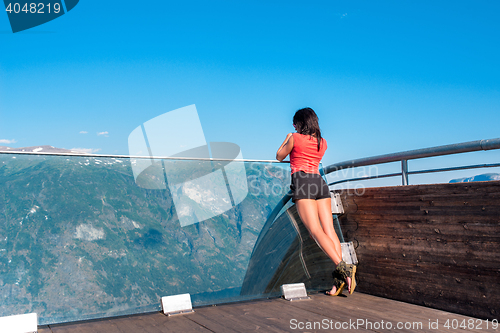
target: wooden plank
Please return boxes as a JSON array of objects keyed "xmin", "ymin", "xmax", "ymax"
[
  {"xmin": 109, "ymin": 312, "xmax": 209, "ymax": 333},
  {"xmin": 49, "ymin": 313, "xmax": 208, "ymax": 333},
  {"xmin": 49, "ymin": 312, "xmax": 209, "ymax": 333},
  {"xmin": 50, "ymin": 319, "xmax": 122, "ymax": 333},
  {"xmin": 189, "ymin": 296, "xmax": 374, "ymax": 333},
  {"xmin": 343, "ymin": 207, "xmax": 500, "ymax": 217},
  {"xmin": 303, "ymin": 293, "xmax": 497, "ymax": 333},
  {"xmin": 292, "ymin": 294, "xmax": 445, "ymax": 333},
  {"xmin": 342, "ymin": 214, "xmax": 499, "ymax": 223},
  {"xmin": 290, "ymin": 294, "xmax": 421, "ymax": 333},
  {"xmin": 187, "ymin": 298, "xmax": 319, "ymax": 333}
]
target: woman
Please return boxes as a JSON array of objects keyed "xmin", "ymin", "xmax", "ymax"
[{"xmin": 276, "ymin": 107, "xmax": 355, "ymax": 296}]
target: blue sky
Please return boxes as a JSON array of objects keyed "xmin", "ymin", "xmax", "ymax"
[{"xmin": 1, "ymin": 1, "xmax": 499, "ymax": 184}]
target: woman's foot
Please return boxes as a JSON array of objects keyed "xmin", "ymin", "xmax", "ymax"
[
  {"xmin": 326, "ymin": 286, "xmax": 341, "ymax": 296},
  {"xmin": 326, "ymin": 269, "xmax": 345, "ymax": 296},
  {"xmin": 333, "ymin": 261, "xmax": 353, "ymax": 294},
  {"xmin": 346, "ymin": 276, "xmax": 352, "ymax": 294},
  {"xmin": 326, "ymin": 278, "xmax": 345, "ymax": 296}
]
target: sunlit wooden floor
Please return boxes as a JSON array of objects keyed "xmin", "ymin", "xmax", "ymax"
[{"xmin": 39, "ymin": 292, "xmax": 497, "ymax": 333}]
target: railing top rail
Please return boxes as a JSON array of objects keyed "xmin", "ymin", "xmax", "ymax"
[
  {"xmin": 323, "ymin": 138, "xmax": 500, "ymax": 175},
  {"xmin": 0, "ymin": 150, "xmax": 286, "ymax": 164}
]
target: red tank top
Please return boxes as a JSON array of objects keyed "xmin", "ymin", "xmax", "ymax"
[{"xmin": 290, "ymin": 133, "xmax": 327, "ymax": 175}]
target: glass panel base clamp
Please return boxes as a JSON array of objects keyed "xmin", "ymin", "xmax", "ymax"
[
  {"xmin": 161, "ymin": 293, "xmax": 194, "ymax": 316},
  {"xmin": 281, "ymin": 283, "xmax": 310, "ymax": 301}
]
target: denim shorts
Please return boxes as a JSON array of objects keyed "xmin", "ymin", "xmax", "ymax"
[{"xmin": 290, "ymin": 171, "xmax": 331, "ymax": 203}]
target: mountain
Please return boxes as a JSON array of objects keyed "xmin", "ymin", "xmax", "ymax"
[
  {"xmin": 0, "ymin": 153, "xmax": 290, "ymax": 324},
  {"xmin": 0, "ymin": 145, "xmax": 87, "ymax": 154},
  {"xmin": 449, "ymin": 173, "xmax": 500, "ymax": 183}
]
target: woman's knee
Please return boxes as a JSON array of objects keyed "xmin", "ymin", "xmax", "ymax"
[{"xmin": 308, "ymin": 227, "xmax": 327, "ymax": 240}]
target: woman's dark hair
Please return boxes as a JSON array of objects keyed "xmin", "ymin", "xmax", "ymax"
[{"xmin": 293, "ymin": 107, "xmax": 322, "ymax": 151}]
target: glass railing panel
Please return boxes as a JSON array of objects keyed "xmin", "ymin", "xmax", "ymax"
[{"xmin": 0, "ymin": 153, "xmax": 291, "ymax": 325}]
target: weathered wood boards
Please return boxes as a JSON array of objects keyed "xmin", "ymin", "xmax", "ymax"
[
  {"xmin": 337, "ymin": 180, "xmax": 500, "ymax": 320},
  {"xmin": 44, "ymin": 293, "xmax": 497, "ymax": 333}
]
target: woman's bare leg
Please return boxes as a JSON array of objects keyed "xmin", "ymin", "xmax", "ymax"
[
  {"xmin": 296, "ymin": 199, "xmax": 347, "ymax": 295},
  {"xmin": 317, "ymin": 198, "xmax": 341, "ymax": 256},
  {"xmin": 296, "ymin": 198, "xmax": 351, "ymax": 294},
  {"xmin": 316, "ymin": 197, "xmax": 352, "ymax": 293},
  {"xmin": 296, "ymin": 199, "xmax": 342, "ymax": 265}
]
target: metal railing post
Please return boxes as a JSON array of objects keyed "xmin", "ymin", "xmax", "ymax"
[{"xmin": 402, "ymin": 160, "xmax": 409, "ymax": 185}]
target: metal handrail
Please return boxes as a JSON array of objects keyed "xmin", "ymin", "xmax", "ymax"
[
  {"xmin": 329, "ymin": 163, "xmax": 500, "ymax": 185},
  {"xmin": 326, "ymin": 138, "xmax": 500, "ymax": 186}
]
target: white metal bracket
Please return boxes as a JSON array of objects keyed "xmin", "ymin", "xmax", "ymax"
[
  {"xmin": 0, "ymin": 312, "xmax": 37, "ymax": 333},
  {"xmin": 161, "ymin": 293, "xmax": 194, "ymax": 316},
  {"xmin": 281, "ymin": 283, "xmax": 310, "ymax": 301}
]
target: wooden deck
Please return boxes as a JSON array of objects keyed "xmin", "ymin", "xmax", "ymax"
[{"xmin": 39, "ymin": 292, "xmax": 498, "ymax": 332}]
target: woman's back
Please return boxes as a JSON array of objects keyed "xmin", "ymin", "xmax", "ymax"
[{"xmin": 290, "ymin": 133, "xmax": 327, "ymax": 175}]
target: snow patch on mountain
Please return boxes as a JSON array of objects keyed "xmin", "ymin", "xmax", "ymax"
[{"xmin": 449, "ymin": 173, "xmax": 500, "ymax": 183}]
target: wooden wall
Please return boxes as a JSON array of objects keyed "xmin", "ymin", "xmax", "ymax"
[{"xmin": 337, "ymin": 180, "xmax": 500, "ymax": 320}]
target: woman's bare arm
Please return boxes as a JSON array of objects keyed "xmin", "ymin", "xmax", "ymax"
[{"xmin": 276, "ymin": 133, "xmax": 294, "ymax": 161}]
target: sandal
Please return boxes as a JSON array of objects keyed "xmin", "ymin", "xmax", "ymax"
[
  {"xmin": 347, "ymin": 264, "xmax": 357, "ymax": 295},
  {"xmin": 333, "ymin": 261, "xmax": 352, "ymax": 293},
  {"xmin": 326, "ymin": 270, "xmax": 345, "ymax": 296}
]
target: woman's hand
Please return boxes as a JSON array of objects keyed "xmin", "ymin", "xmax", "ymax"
[{"xmin": 276, "ymin": 133, "xmax": 294, "ymax": 161}]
